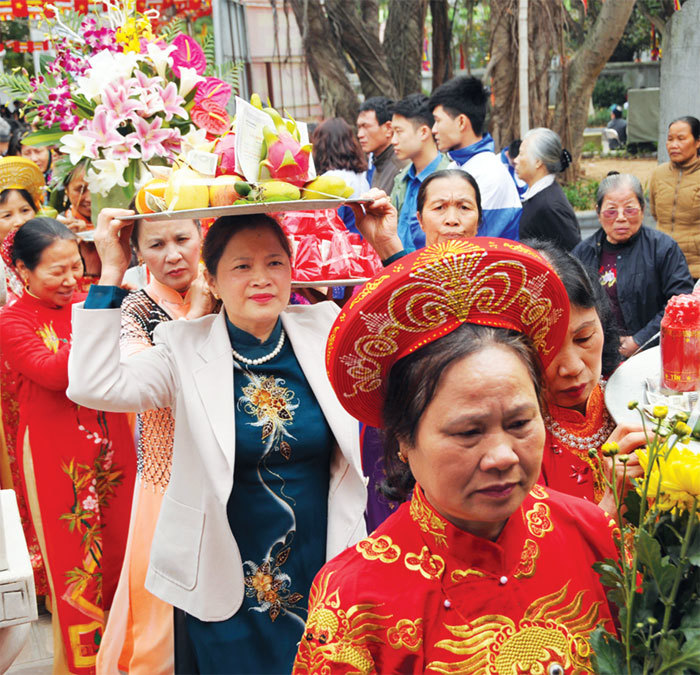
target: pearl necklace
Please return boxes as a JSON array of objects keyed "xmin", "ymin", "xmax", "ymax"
[{"xmin": 231, "ymin": 329, "xmax": 286, "ymax": 366}]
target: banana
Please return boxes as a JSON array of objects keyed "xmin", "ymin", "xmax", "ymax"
[
  {"xmin": 302, "ymin": 173, "xmax": 354, "ymax": 200},
  {"xmin": 236, "ymin": 180, "xmax": 301, "ymax": 203}
]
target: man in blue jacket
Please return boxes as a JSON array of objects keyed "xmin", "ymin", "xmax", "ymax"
[{"xmin": 429, "ymin": 76, "xmax": 521, "ymax": 240}]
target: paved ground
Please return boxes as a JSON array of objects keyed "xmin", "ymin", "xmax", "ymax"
[
  {"xmin": 6, "ymin": 613, "xmax": 52, "ymax": 674},
  {"xmin": 580, "ymin": 157, "xmax": 658, "ymax": 185}
]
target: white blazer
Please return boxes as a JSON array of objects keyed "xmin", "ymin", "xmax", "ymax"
[{"xmin": 67, "ymin": 301, "xmax": 367, "ymax": 621}]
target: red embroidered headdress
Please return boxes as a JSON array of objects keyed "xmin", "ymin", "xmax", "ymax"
[{"xmin": 326, "ymin": 238, "xmax": 570, "ymax": 427}]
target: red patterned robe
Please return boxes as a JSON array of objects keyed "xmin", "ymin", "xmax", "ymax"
[
  {"xmin": 0, "ymin": 292, "xmax": 135, "ymax": 674},
  {"xmin": 541, "ymin": 384, "xmax": 616, "ymax": 504},
  {"xmin": 293, "ymin": 484, "xmax": 617, "ymax": 674}
]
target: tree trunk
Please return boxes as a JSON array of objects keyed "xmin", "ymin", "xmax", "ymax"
[
  {"xmin": 286, "ymin": 0, "xmax": 359, "ymax": 121},
  {"xmin": 384, "ymin": 0, "xmax": 429, "ymax": 98},
  {"xmin": 552, "ymin": 0, "xmax": 637, "ymax": 175},
  {"xmin": 489, "ymin": 0, "xmax": 563, "ymax": 149},
  {"xmin": 325, "ymin": 0, "xmax": 398, "ymax": 100},
  {"xmin": 431, "ymin": 0, "xmax": 453, "ymax": 90}
]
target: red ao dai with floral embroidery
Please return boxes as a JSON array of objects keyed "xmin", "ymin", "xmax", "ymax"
[
  {"xmin": 293, "ymin": 485, "xmax": 617, "ymax": 675},
  {"xmin": 0, "ymin": 293, "xmax": 135, "ymax": 674}
]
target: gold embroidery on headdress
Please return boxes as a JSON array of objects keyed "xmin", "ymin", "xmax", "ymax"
[
  {"xmin": 349, "ymin": 275, "xmax": 390, "ymax": 310},
  {"xmin": 340, "ymin": 242, "xmax": 563, "ymax": 399},
  {"xmin": 428, "ymin": 582, "xmax": 602, "ymax": 674}
]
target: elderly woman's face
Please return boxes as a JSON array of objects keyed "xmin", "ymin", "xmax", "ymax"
[
  {"xmin": 514, "ymin": 136, "xmax": 539, "ymax": 185},
  {"xmin": 206, "ymin": 226, "xmax": 291, "ymax": 341},
  {"xmin": 598, "ymin": 185, "xmax": 643, "ymax": 245},
  {"xmin": 400, "ymin": 345, "xmax": 545, "ymax": 540},
  {"xmin": 417, "ymin": 176, "xmax": 480, "ymax": 246},
  {"xmin": 20, "ymin": 145, "xmax": 50, "ymax": 174}
]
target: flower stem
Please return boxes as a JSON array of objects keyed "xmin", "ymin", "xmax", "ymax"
[{"xmin": 660, "ymin": 498, "xmax": 698, "ymax": 635}]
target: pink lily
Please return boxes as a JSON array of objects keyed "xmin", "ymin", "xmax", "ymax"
[
  {"xmin": 159, "ymin": 82, "xmax": 187, "ymax": 121},
  {"xmin": 82, "ymin": 107, "xmax": 123, "ymax": 149},
  {"xmin": 102, "ymin": 80, "xmax": 145, "ymax": 121},
  {"xmin": 131, "ymin": 116, "xmax": 173, "ymax": 161},
  {"xmin": 134, "ymin": 69, "xmax": 161, "ymax": 92},
  {"xmin": 161, "ymin": 127, "xmax": 183, "ymax": 158},
  {"xmin": 107, "ymin": 133, "xmax": 141, "ymax": 161}
]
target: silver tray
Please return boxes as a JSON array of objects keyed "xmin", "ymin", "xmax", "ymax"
[
  {"xmin": 291, "ymin": 278, "xmax": 369, "ymax": 288},
  {"xmin": 129, "ymin": 199, "xmax": 370, "ymax": 221}
]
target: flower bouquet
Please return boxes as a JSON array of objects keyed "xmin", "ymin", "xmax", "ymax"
[
  {"xmin": 0, "ymin": 1, "xmax": 239, "ymax": 218},
  {"xmin": 591, "ymin": 404, "xmax": 700, "ymax": 675}
]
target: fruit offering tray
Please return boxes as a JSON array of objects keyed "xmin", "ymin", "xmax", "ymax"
[{"xmin": 129, "ymin": 199, "xmax": 371, "ymax": 221}]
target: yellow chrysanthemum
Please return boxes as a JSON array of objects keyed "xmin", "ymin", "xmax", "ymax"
[{"xmin": 638, "ymin": 445, "xmax": 700, "ymax": 513}]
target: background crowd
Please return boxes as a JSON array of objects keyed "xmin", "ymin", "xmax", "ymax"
[{"xmin": 0, "ymin": 73, "xmax": 699, "ymax": 675}]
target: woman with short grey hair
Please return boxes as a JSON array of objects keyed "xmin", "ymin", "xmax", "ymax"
[
  {"xmin": 515, "ymin": 127, "xmax": 581, "ymax": 250},
  {"xmin": 573, "ymin": 171, "xmax": 693, "ymax": 357}
]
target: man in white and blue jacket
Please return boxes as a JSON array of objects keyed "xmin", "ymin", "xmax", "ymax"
[{"xmin": 429, "ymin": 76, "xmax": 521, "ymax": 240}]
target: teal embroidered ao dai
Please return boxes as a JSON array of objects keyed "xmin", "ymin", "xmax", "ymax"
[{"xmin": 185, "ymin": 317, "xmax": 333, "ymax": 674}]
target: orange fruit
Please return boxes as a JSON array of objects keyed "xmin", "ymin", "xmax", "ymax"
[{"xmin": 135, "ymin": 178, "xmax": 168, "ymax": 214}]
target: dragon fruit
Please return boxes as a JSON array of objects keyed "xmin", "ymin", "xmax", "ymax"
[
  {"xmin": 252, "ymin": 95, "xmax": 312, "ymax": 187},
  {"xmin": 214, "ymin": 131, "xmax": 238, "ymax": 176}
]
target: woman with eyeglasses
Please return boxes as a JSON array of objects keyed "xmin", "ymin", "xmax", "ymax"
[{"xmin": 573, "ymin": 172, "xmax": 693, "ymax": 359}]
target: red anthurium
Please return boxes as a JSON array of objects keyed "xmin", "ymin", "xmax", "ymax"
[
  {"xmin": 191, "ymin": 99, "xmax": 231, "ymax": 138},
  {"xmin": 195, "ymin": 77, "xmax": 232, "ymax": 108}
]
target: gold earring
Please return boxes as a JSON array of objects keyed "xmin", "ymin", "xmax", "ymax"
[{"xmin": 397, "ymin": 451, "xmax": 407, "ymax": 464}]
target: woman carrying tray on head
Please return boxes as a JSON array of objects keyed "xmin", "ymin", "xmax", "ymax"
[
  {"xmin": 293, "ymin": 239, "xmax": 618, "ymax": 674},
  {"xmin": 67, "ymin": 208, "xmax": 367, "ymax": 674},
  {"xmin": 96, "ymin": 215, "xmax": 215, "ymax": 675}
]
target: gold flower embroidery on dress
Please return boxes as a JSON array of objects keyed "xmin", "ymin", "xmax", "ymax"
[
  {"xmin": 37, "ymin": 322, "xmax": 60, "ymax": 353},
  {"xmin": 427, "ymin": 582, "xmax": 602, "ymax": 675},
  {"xmin": 339, "ymin": 241, "xmax": 562, "ymax": 399},
  {"xmin": 529, "ymin": 484, "xmax": 549, "ymax": 500},
  {"xmin": 513, "ymin": 539, "xmax": 540, "ymax": 579},
  {"xmin": 387, "ymin": 618, "xmax": 423, "ymax": 652},
  {"xmin": 296, "ymin": 571, "xmax": 391, "ymax": 675},
  {"xmin": 239, "ymin": 372, "xmax": 297, "ymax": 458},
  {"xmin": 356, "ymin": 535, "xmax": 401, "ymax": 563},
  {"xmin": 451, "ymin": 568, "xmax": 488, "ymax": 582},
  {"xmin": 409, "ymin": 488, "xmax": 448, "ymax": 547},
  {"xmin": 526, "ymin": 502, "xmax": 554, "ymax": 538},
  {"xmin": 242, "ymin": 546, "xmax": 304, "ymax": 623},
  {"xmin": 404, "ymin": 546, "xmax": 446, "ymax": 582}
]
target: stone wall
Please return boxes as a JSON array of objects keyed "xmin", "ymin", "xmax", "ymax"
[{"xmin": 658, "ymin": 0, "xmax": 700, "ymax": 162}]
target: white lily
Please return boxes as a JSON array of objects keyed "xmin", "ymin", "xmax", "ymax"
[
  {"xmin": 178, "ymin": 67, "xmax": 205, "ymax": 98},
  {"xmin": 180, "ymin": 126, "xmax": 209, "ymax": 153},
  {"xmin": 60, "ymin": 132, "xmax": 97, "ymax": 165},
  {"xmin": 146, "ymin": 42, "xmax": 176, "ymax": 80},
  {"xmin": 86, "ymin": 157, "xmax": 130, "ymax": 196},
  {"xmin": 77, "ymin": 50, "xmax": 142, "ymax": 101}
]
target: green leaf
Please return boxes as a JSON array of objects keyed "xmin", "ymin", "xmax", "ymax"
[
  {"xmin": 687, "ymin": 526, "xmax": 700, "ymax": 566},
  {"xmin": 21, "ymin": 128, "xmax": 66, "ymax": 147},
  {"xmin": 681, "ymin": 601, "xmax": 700, "ymax": 640},
  {"xmin": 624, "ymin": 488, "xmax": 642, "ymax": 524},
  {"xmin": 637, "ymin": 529, "xmax": 677, "ymax": 597},
  {"xmin": 590, "ymin": 626, "xmax": 625, "ymax": 675},
  {"xmin": 656, "ymin": 635, "xmax": 700, "ymax": 674},
  {"xmin": 594, "ymin": 560, "xmax": 625, "ymax": 589}
]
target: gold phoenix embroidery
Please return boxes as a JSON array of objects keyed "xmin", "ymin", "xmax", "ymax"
[
  {"xmin": 529, "ymin": 484, "xmax": 549, "ymax": 500},
  {"xmin": 356, "ymin": 535, "xmax": 401, "ymax": 564},
  {"xmin": 427, "ymin": 582, "xmax": 602, "ymax": 674},
  {"xmin": 526, "ymin": 502, "xmax": 555, "ymax": 538},
  {"xmin": 339, "ymin": 241, "xmax": 563, "ymax": 399},
  {"xmin": 296, "ymin": 571, "xmax": 391, "ymax": 675},
  {"xmin": 451, "ymin": 568, "xmax": 488, "ymax": 582},
  {"xmin": 387, "ymin": 618, "xmax": 423, "ymax": 652}
]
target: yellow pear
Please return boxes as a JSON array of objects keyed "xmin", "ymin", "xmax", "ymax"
[{"xmin": 164, "ymin": 168, "xmax": 210, "ymax": 211}]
